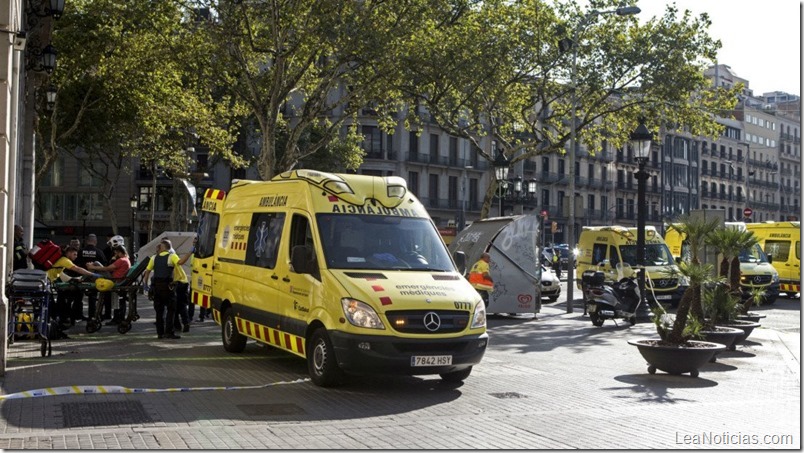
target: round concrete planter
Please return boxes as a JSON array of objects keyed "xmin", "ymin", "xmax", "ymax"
[
  {"xmin": 736, "ymin": 312, "xmax": 767, "ymax": 323},
  {"xmin": 717, "ymin": 320, "xmax": 761, "ymax": 349},
  {"xmin": 628, "ymin": 339, "xmax": 725, "ymax": 378},
  {"xmin": 699, "ymin": 326, "xmax": 743, "ymax": 361}
]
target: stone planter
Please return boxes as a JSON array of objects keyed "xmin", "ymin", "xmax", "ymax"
[
  {"xmin": 699, "ymin": 327, "xmax": 743, "ymax": 362},
  {"xmin": 717, "ymin": 320, "xmax": 761, "ymax": 349},
  {"xmin": 628, "ymin": 339, "xmax": 725, "ymax": 378},
  {"xmin": 736, "ymin": 312, "xmax": 767, "ymax": 323}
]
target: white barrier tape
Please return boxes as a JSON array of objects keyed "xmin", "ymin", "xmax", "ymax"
[{"xmin": 0, "ymin": 378, "xmax": 310, "ymax": 401}]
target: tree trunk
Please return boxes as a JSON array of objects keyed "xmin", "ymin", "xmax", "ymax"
[{"xmin": 669, "ymin": 285, "xmax": 695, "ymax": 344}]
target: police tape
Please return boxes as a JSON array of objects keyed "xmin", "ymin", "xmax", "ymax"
[{"xmin": 0, "ymin": 378, "xmax": 310, "ymax": 401}]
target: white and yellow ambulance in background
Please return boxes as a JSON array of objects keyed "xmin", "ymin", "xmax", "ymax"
[
  {"xmin": 576, "ymin": 226, "xmax": 686, "ymax": 307},
  {"xmin": 664, "ymin": 222, "xmax": 780, "ymax": 304},
  {"xmin": 746, "ymin": 221, "xmax": 801, "ymax": 298},
  {"xmin": 191, "ymin": 170, "xmax": 488, "ymax": 386}
]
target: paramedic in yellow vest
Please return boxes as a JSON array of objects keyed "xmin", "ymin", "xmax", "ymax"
[
  {"xmin": 469, "ymin": 253, "xmax": 493, "ymax": 307},
  {"xmin": 142, "ymin": 240, "xmax": 181, "ymax": 340},
  {"xmin": 552, "ymin": 251, "xmax": 562, "ymax": 279}
]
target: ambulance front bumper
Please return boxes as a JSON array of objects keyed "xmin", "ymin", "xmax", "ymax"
[{"xmin": 329, "ymin": 331, "xmax": 489, "ymax": 376}]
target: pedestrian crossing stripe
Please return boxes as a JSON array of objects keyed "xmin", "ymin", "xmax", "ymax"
[
  {"xmin": 0, "ymin": 378, "xmax": 309, "ymax": 401},
  {"xmin": 780, "ymin": 283, "xmax": 800, "ymax": 293},
  {"xmin": 235, "ymin": 317, "xmax": 305, "ymax": 358}
]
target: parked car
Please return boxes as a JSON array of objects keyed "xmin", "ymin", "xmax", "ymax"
[{"xmin": 540, "ymin": 265, "xmax": 561, "ymax": 302}]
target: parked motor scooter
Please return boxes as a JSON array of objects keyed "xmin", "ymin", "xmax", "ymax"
[{"xmin": 581, "ymin": 265, "xmax": 641, "ymax": 327}]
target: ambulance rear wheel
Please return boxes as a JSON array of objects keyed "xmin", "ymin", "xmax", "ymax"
[
  {"xmin": 222, "ymin": 308, "xmax": 246, "ymax": 353},
  {"xmin": 307, "ymin": 328, "xmax": 344, "ymax": 387}
]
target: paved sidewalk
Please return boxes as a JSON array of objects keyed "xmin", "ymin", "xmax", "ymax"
[{"xmin": 0, "ymin": 300, "xmax": 799, "ymax": 449}]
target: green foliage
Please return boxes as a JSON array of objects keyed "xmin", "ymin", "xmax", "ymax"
[
  {"xmin": 706, "ymin": 228, "xmax": 760, "ymax": 292},
  {"xmin": 667, "ymin": 214, "xmax": 721, "ymax": 264},
  {"xmin": 702, "ymin": 282, "xmax": 740, "ymax": 328}
]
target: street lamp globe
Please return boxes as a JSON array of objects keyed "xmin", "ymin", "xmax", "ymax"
[
  {"xmin": 527, "ymin": 178, "xmax": 537, "ymax": 196},
  {"xmin": 129, "ymin": 195, "xmax": 138, "ymax": 210},
  {"xmin": 630, "ymin": 119, "xmax": 652, "ymax": 162},
  {"xmin": 492, "ymin": 145, "xmax": 510, "ymax": 182},
  {"xmin": 513, "ymin": 175, "xmax": 523, "ymax": 194}
]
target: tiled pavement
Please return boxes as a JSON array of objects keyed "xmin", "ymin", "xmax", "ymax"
[{"xmin": 0, "ymin": 298, "xmax": 798, "ymax": 449}]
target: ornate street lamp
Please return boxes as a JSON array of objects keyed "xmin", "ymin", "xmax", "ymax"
[
  {"xmin": 130, "ymin": 195, "xmax": 138, "ymax": 253},
  {"xmin": 560, "ymin": 5, "xmax": 641, "ymax": 313},
  {"xmin": 630, "ymin": 119, "xmax": 653, "ymax": 321},
  {"xmin": 492, "ymin": 141, "xmax": 510, "ymax": 217},
  {"xmin": 45, "ymin": 84, "xmax": 56, "ymax": 111}
]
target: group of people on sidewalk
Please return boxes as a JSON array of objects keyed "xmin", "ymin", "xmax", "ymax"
[{"xmin": 12, "ymin": 226, "xmax": 208, "ymax": 340}]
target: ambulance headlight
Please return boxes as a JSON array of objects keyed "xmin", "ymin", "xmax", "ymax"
[
  {"xmin": 341, "ymin": 298, "xmax": 385, "ymax": 330},
  {"xmin": 679, "ymin": 276, "xmax": 690, "ymax": 286},
  {"xmin": 772, "ymin": 273, "xmax": 779, "ymax": 283},
  {"xmin": 471, "ymin": 302, "xmax": 487, "ymax": 329}
]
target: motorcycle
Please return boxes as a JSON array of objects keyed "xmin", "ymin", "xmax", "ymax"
[{"xmin": 581, "ymin": 266, "xmax": 642, "ymax": 327}]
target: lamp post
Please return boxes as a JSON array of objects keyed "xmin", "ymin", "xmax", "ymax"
[
  {"xmin": 81, "ymin": 209, "xmax": 88, "ymax": 241},
  {"xmin": 630, "ymin": 119, "xmax": 653, "ymax": 321},
  {"xmin": 492, "ymin": 141, "xmax": 510, "ymax": 217},
  {"xmin": 739, "ymin": 142, "xmax": 751, "ymax": 220},
  {"xmin": 130, "ymin": 195, "xmax": 138, "ymax": 254},
  {"xmin": 560, "ymin": 5, "xmax": 640, "ymax": 313}
]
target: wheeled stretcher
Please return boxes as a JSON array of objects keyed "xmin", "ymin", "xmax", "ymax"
[
  {"xmin": 53, "ymin": 257, "xmax": 150, "ymax": 334},
  {"xmin": 6, "ymin": 269, "xmax": 54, "ymax": 356}
]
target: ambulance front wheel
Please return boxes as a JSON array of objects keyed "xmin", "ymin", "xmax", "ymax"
[
  {"xmin": 222, "ymin": 308, "xmax": 246, "ymax": 353},
  {"xmin": 307, "ymin": 328, "xmax": 344, "ymax": 387}
]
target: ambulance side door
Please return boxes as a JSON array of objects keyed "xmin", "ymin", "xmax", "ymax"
[
  {"xmin": 192, "ymin": 191, "xmax": 224, "ymax": 318},
  {"xmin": 277, "ymin": 213, "xmax": 321, "ymax": 346}
]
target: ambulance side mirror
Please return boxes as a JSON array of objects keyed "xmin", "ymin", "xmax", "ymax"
[
  {"xmin": 675, "ymin": 257, "xmax": 682, "ymax": 265},
  {"xmin": 454, "ymin": 251, "xmax": 466, "ymax": 275},
  {"xmin": 291, "ymin": 245, "xmax": 309, "ymax": 274},
  {"xmin": 766, "ymin": 254, "xmax": 773, "ymax": 264}
]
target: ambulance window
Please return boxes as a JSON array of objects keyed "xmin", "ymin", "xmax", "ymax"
[
  {"xmin": 591, "ymin": 244, "xmax": 607, "ymax": 265},
  {"xmin": 289, "ymin": 215, "xmax": 320, "ymax": 280},
  {"xmin": 196, "ymin": 211, "xmax": 219, "ymax": 259},
  {"xmin": 245, "ymin": 212, "xmax": 285, "ymax": 269},
  {"xmin": 765, "ymin": 240, "xmax": 790, "ymax": 262},
  {"xmin": 609, "ymin": 245, "xmax": 620, "ymax": 267}
]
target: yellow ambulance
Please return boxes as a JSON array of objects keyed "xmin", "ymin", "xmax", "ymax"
[
  {"xmin": 576, "ymin": 226, "xmax": 686, "ymax": 307},
  {"xmin": 191, "ymin": 170, "xmax": 488, "ymax": 386},
  {"xmin": 664, "ymin": 222, "xmax": 780, "ymax": 304},
  {"xmin": 746, "ymin": 221, "xmax": 801, "ymax": 298}
]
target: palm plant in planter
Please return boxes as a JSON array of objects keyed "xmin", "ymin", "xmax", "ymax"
[
  {"xmin": 629, "ymin": 215, "xmax": 725, "ymax": 377},
  {"xmin": 706, "ymin": 227, "xmax": 763, "ymax": 314},
  {"xmin": 700, "ymin": 282, "xmax": 744, "ymax": 354},
  {"xmin": 706, "ymin": 227, "xmax": 764, "ymax": 344}
]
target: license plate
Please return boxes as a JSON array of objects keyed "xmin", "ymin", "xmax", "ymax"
[
  {"xmin": 411, "ymin": 355, "xmax": 452, "ymax": 367},
  {"xmin": 655, "ymin": 295, "xmax": 672, "ymax": 300}
]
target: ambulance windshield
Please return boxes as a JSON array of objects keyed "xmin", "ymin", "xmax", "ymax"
[
  {"xmin": 317, "ymin": 214, "xmax": 454, "ymax": 271},
  {"xmin": 619, "ymin": 243, "xmax": 675, "ymax": 267}
]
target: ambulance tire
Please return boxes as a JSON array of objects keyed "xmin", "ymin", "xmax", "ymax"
[
  {"xmin": 222, "ymin": 308, "xmax": 247, "ymax": 353},
  {"xmin": 440, "ymin": 367, "xmax": 472, "ymax": 383},
  {"xmin": 307, "ymin": 328, "xmax": 344, "ymax": 387}
]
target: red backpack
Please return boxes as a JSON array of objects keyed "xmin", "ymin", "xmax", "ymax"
[{"xmin": 29, "ymin": 240, "xmax": 63, "ymax": 270}]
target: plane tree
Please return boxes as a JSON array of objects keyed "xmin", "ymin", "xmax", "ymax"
[{"xmin": 400, "ymin": 0, "xmax": 740, "ymax": 218}]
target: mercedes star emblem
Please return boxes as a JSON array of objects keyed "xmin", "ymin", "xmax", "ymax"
[{"xmin": 423, "ymin": 312, "xmax": 441, "ymax": 332}]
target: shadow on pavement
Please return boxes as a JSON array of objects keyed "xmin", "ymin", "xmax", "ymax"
[{"xmin": 607, "ymin": 373, "xmax": 718, "ymax": 403}]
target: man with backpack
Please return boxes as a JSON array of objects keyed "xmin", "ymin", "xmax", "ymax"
[{"xmin": 142, "ymin": 239, "xmax": 182, "ymax": 340}]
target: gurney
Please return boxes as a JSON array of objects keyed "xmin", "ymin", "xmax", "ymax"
[
  {"xmin": 6, "ymin": 269, "xmax": 54, "ymax": 356},
  {"xmin": 54, "ymin": 256, "xmax": 150, "ymax": 334}
]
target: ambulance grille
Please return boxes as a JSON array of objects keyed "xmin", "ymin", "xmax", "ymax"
[
  {"xmin": 385, "ymin": 310, "xmax": 469, "ymax": 334},
  {"xmin": 742, "ymin": 275, "xmax": 772, "ymax": 285}
]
